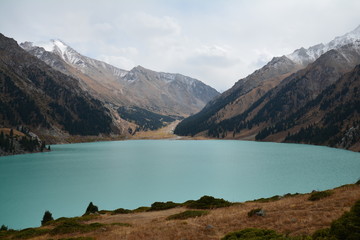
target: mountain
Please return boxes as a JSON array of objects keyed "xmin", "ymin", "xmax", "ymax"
[
  {"xmin": 175, "ymin": 25, "xmax": 360, "ymax": 150},
  {"xmin": 0, "ymin": 33, "xmax": 118, "ymax": 141},
  {"xmin": 21, "ymin": 40, "xmax": 219, "ymax": 131},
  {"xmin": 282, "ymin": 64, "xmax": 360, "ymax": 150}
]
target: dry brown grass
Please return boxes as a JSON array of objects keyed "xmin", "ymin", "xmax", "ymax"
[
  {"xmin": 19, "ymin": 184, "xmax": 360, "ymax": 240},
  {"xmin": 131, "ymin": 121, "xmax": 181, "ymax": 139},
  {"xmin": 0, "ymin": 128, "xmax": 25, "ymax": 137}
]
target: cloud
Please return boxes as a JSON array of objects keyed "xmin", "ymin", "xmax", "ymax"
[
  {"xmin": 188, "ymin": 45, "xmax": 241, "ymax": 67},
  {"xmin": 1, "ymin": 0, "xmax": 360, "ymax": 92},
  {"xmin": 99, "ymin": 55, "xmax": 136, "ymax": 70}
]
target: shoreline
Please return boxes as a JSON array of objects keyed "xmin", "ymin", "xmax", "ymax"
[{"xmin": 1, "ymin": 182, "xmax": 359, "ymax": 239}]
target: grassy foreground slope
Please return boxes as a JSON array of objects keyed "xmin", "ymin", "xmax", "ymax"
[{"xmin": 1, "ymin": 184, "xmax": 360, "ymax": 240}]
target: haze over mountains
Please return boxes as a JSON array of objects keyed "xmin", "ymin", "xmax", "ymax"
[
  {"xmin": 0, "ymin": 33, "xmax": 219, "ymax": 149},
  {"xmin": 1, "ymin": 24, "xmax": 360, "ymax": 151},
  {"xmin": 175, "ymin": 25, "xmax": 360, "ymax": 151},
  {"xmin": 16, "ymin": 38, "xmax": 219, "ymax": 135}
]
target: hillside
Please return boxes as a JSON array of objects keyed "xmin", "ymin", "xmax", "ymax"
[
  {"xmin": 0, "ymin": 33, "xmax": 117, "ymax": 142},
  {"xmin": 1, "ymin": 183, "xmax": 359, "ymax": 240},
  {"xmin": 175, "ymin": 26, "xmax": 360, "ymax": 151},
  {"xmin": 21, "ymin": 40, "xmax": 220, "ymax": 131}
]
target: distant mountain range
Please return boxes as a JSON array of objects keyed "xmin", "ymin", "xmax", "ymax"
[
  {"xmin": 20, "ymin": 40, "xmax": 219, "ymax": 132},
  {"xmin": 175, "ymin": 25, "xmax": 360, "ymax": 151},
  {"xmin": 0, "ymin": 32, "xmax": 220, "ymax": 148}
]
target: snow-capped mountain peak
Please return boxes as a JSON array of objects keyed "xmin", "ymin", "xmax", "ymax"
[
  {"xmin": 287, "ymin": 25, "xmax": 360, "ymax": 66},
  {"xmin": 23, "ymin": 39, "xmax": 128, "ymax": 78}
]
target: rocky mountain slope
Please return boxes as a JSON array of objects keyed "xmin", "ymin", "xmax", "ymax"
[
  {"xmin": 175, "ymin": 25, "xmax": 360, "ymax": 150},
  {"xmin": 21, "ymin": 40, "xmax": 219, "ymax": 131},
  {"xmin": 0, "ymin": 33, "xmax": 118, "ymax": 140}
]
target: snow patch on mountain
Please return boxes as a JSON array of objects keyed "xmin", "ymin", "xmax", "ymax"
[{"xmin": 287, "ymin": 25, "xmax": 360, "ymax": 66}]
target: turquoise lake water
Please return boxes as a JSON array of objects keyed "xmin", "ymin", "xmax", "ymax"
[{"xmin": 0, "ymin": 140, "xmax": 360, "ymax": 229}]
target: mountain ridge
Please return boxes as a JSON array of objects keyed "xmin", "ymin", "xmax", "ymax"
[
  {"xmin": 21, "ymin": 40, "xmax": 219, "ymax": 132},
  {"xmin": 174, "ymin": 25, "xmax": 360, "ymax": 151}
]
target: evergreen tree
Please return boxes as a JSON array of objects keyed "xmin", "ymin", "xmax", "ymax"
[
  {"xmin": 41, "ymin": 210, "xmax": 54, "ymax": 226},
  {"xmin": 85, "ymin": 202, "xmax": 98, "ymax": 215},
  {"xmin": 0, "ymin": 224, "xmax": 8, "ymax": 231}
]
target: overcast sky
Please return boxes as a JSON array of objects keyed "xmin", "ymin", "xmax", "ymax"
[{"xmin": 1, "ymin": 0, "xmax": 360, "ymax": 91}]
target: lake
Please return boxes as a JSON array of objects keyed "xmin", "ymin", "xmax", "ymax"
[{"xmin": 1, "ymin": 140, "xmax": 360, "ymax": 229}]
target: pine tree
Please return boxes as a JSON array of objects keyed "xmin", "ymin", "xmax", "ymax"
[
  {"xmin": 41, "ymin": 210, "xmax": 54, "ymax": 226},
  {"xmin": 85, "ymin": 202, "xmax": 98, "ymax": 215}
]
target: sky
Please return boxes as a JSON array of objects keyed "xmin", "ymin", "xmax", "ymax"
[{"xmin": 1, "ymin": 0, "xmax": 360, "ymax": 92}]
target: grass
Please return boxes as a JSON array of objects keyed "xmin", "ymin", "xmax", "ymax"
[
  {"xmin": 110, "ymin": 222, "xmax": 132, "ymax": 227},
  {"xmin": 308, "ymin": 190, "xmax": 333, "ymax": 201},
  {"xmin": 50, "ymin": 221, "xmax": 104, "ymax": 235},
  {"xmin": 166, "ymin": 210, "xmax": 209, "ymax": 220},
  {"xmin": 4, "ymin": 184, "xmax": 360, "ymax": 240},
  {"xmin": 48, "ymin": 238, "xmax": 96, "ymax": 240},
  {"xmin": 46, "ymin": 215, "xmax": 99, "ymax": 226},
  {"xmin": 185, "ymin": 195, "xmax": 232, "ymax": 209},
  {"xmin": 12, "ymin": 228, "xmax": 50, "ymax": 239}
]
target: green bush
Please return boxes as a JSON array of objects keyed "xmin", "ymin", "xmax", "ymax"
[
  {"xmin": 149, "ymin": 201, "xmax": 180, "ymax": 211},
  {"xmin": 0, "ymin": 225, "xmax": 8, "ymax": 231},
  {"xmin": 13, "ymin": 228, "xmax": 50, "ymax": 239},
  {"xmin": 253, "ymin": 195, "xmax": 281, "ymax": 203},
  {"xmin": 111, "ymin": 208, "xmax": 132, "ymax": 215},
  {"xmin": 355, "ymin": 179, "xmax": 360, "ymax": 185},
  {"xmin": 50, "ymin": 221, "xmax": 104, "ymax": 235},
  {"xmin": 312, "ymin": 228, "xmax": 335, "ymax": 240},
  {"xmin": 185, "ymin": 196, "xmax": 232, "ymax": 209},
  {"xmin": 51, "ymin": 215, "xmax": 99, "ymax": 225},
  {"xmin": 132, "ymin": 206, "xmax": 150, "ymax": 213},
  {"xmin": 166, "ymin": 210, "xmax": 209, "ymax": 220},
  {"xmin": 308, "ymin": 191, "xmax": 333, "ymax": 201},
  {"xmin": 55, "ymin": 238, "xmax": 96, "ymax": 240},
  {"xmin": 330, "ymin": 200, "xmax": 360, "ymax": 240},
  {"xmin": 222, "ymin": 228, "xmax": 285, "ymax": 240},
  {"xmin": 110, "ymin": 222, "xmax": 132, "ymax": 227}
]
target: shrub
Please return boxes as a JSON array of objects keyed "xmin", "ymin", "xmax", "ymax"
[
  {"xmin": 253, "ymin": 195, "xmax": 281, "ymax": 203},
  {"xmin": 41, "ymin": 210, "xmax": 54, "ymax": 226},
  {"xmin": 247, "ymin": 208, "xmax": 265, "ymax": 217},
  {"xmin": 308, "ymin": 191, "xmax": 333, "ymax": 201},
  {"xmin": 330, "ymin": 200, "xmax": 360, "ymax": 240},
  {"xmin": 355, "ymin": 179, "xmax": 360, "ymax": 185},
  {"xmin": 0, "ymin": 225, "xmax": 8, "ymax": 231},
  {"xmin": 52, "ymin": 215, "xmax": 99, "ymax": 225},
  {"xmin": 312, "ymin": 228, "xmax": 334, "ymax": 240},
  {"xmin": 132, "ymin": 206, "xmax": 150, "ymax": 213},
  {"xmin": 185, "ymin": 196, "xmax": 232, "ymax": 209},
  {"xmin": 56, "ymin": 238, "xmax": 95, "ymax": 240},
  {"xmin": 222, "ymin": 228, "xmax": 285, "ymax": 240},
  {"xmin": 84, "ymin": 202, "xmax": 98, "ymax": 215},
  {"xmin": 112, "ymin": 208, "xmax": 132, "ymax": 215},
  {"xmin": 13, "ymin": 228, "xmax": 50, "ymax": 239},
  {"xmin": 50, "ymin": 221, "xmax": 104, "ymax": 235},
  {"xmin": 149, "ymin": 201, "xmax": 180, "ymax": 211},
  {"xmin": 110, "ymin": 222, "xmax": 132, "ymax": 227},
  {"xmin": 166, "ymin": 210, "xmax": 209, "ymax": 220}
]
